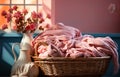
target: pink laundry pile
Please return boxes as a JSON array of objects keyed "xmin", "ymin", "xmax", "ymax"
[{"xmin": 32, "ymin": 23, "xmax": 119, "ymax": 74}]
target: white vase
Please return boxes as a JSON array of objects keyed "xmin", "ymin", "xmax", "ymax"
[
  {"xmin": 12, "ymin": 32, "xmax": 33, "ymax": 61},
  {"xmin": 20, "ymin": 32, "xmax": 33, "ymax": 51},
  {"xmin": 11, "ymin": 32, "xmax": 39, "ymax": 77}
]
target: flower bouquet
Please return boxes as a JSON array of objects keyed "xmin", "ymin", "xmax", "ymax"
[
  {"xmin": 1, "ymin": 5, "xmax": 51, "ymax": 33},
  {"xmin": 1, "ymin": 5, "xmax": 51, "ymax": 55}
]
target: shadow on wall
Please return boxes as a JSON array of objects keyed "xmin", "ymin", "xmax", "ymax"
[
  {"xmin": 0, "ymin": 43, "xmax": 12, "ymax": 76},
  {"xmin": 0, "ymin": 36, "xmax": 21, "ymax": 76},
  {"xmin": 0, "ymin": 59, "xmax": 11, "ymax": 76}
]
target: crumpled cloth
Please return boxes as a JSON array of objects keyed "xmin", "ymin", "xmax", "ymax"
[{"xmin": 32, "ymin": 23, "xmax": 119, "ymax": 74}]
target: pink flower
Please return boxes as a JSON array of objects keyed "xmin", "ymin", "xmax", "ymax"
[
  {"xmin": 46, "ymin": 14, "xmax": 51, "ymax": 19},
  {"xmin": 29, "ymin": 23, "xmax": 37, "ymax": 30},
  {"xmin": 8, "ymin": 8, "xmax": 13, "ymax": 13},
  {"xmin": 39, "ymin": 18, "xmax": 44, "ymax": 23},
  {"xmin": 12, "ymin": 5, "xmax": 18, "ymax": 10},
  {"xmin": 13, "ymin": 11, "xmax": 22, "ymax": 18},
  {"xmin": 45, "ymin": 24, "xmax": 50, "ymax": 29},
  {"xmin": 1, "ymin": 24, "xmax": 8, "ymax": 30},
  {"xmin": 15, "ymin": 19, "xmax": 20, "ymax": 24},
  {"xmin": 31, "ymin": 11, "xmax": 38, "ymax": 19},
  {"xmin": 1, "ymin": 10, "xmax": 7, "ymax": 16},
  {"xmin": 37, "ymin": 12, "xmax": 42, "ymax": 18},
  {"xmin": 22, "ymin": 9, "xmax": 28, "ymax": 15},
  {"xmin": 6, "ymin": 13, "xmax": 12, "ymax": 22},
  {"xmin": 41, "ymin": 24, "xmax": 50, "ymax": 31},
  {"xmin": 25, "ymin": 23, "xmax": 36, "ymax": 31},
  {"xmin": 12, "ymin": 25, "xmax": 18, "ymax": 30},
  {"xmin": 25, "ymin": 25, "xmax": 31, "ymax": 31}
]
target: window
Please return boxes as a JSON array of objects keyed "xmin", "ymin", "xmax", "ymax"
[{"xmin": 0, "ymin": 0, "xmax": 43, "ymax": 32}]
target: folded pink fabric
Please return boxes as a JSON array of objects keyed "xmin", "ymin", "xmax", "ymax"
[{"xmin": 32, "ymin": 23, "xmax": 119, "ymax": 74}]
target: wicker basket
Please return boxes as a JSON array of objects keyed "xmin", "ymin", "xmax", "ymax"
[{"xmin": 32, "ymin": 56, "xmax": 111, "ymax": 77}]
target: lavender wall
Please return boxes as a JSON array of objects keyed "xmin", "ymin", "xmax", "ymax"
[{"xmin": 54, "ymin": 0, "xmax": 120, "ymax": 33}]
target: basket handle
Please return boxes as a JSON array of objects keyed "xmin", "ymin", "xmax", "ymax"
[{"xmin": 34, "ymin": 42, "xmax": 39, "ymax": 56}]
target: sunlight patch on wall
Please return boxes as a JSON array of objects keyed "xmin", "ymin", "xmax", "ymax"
[
  {"xmin": 0, "ymin": 0, "xmax": 10, "ymax": 4},
  {"xmin": 25, "ymin": 0, "xmax": 36, "ymax": 4},
  {"xmin": 12, "ymin": 0, "xmax": 24, "ymax": 4},
  {"xmin": 38, "ymin": 0, "xmax": 42, "ymax": 4}
]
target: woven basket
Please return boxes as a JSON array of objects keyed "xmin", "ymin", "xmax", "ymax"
[{"xmin": 32, "ymin": 56, "xmax": 111, "ymax": 77}]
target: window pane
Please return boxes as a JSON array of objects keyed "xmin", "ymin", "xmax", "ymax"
[
  {"xmin": 0, "ymin": 6, "xmax": 10, "ymax": 29},
  {"xmin": 12, "ymin": 0, "xmax": 24, "ymax": 4},
  {"xmin": 38, "ymin": 0, "xmax": 42, "ymax": 4},
  {"xmin": 26, "ymin": 6, "xmax": 37, "ymax": 12},
  {"xmin": 25, "ymin": 6, "xmax": 37, "ymax": 19},
  {"xmin": 0, "ymin": 0, "xmax": 10, "ymax": 4},
  {"xmin": 25, "ymin": 0, "xmax": 36, "ymax": 4},
  {"xmin": 38, "ymin": 6, "xmax": 43, "ymax": 12}
]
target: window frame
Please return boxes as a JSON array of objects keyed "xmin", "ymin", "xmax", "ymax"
[
  {"xmin": 0, "ymin": 0, "xmax": 42, "ymax": 11},
  {"xmin": 0, "ymin": 0, "xmax": 43, "ymax": 32}
]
